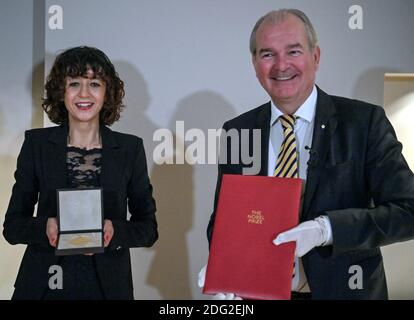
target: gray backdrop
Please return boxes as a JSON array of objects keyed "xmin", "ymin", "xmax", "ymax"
[{"xmin": 1, "ymin": 0, "xmax": 414, "ymax": 299}]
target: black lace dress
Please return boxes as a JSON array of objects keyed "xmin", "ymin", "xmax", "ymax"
[{"xmin": 43, "ymin": 146, "xmax": 105, "ymax": 300}]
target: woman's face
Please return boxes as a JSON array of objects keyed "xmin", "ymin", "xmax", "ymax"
[{"xmin": 64, "ymin": 69, "xmax": 106, "ymax": 126}]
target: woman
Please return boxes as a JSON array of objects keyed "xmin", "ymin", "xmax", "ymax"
[{"xmin": 3, "ymin": 46, "xmax": 158, "ymax": 299}]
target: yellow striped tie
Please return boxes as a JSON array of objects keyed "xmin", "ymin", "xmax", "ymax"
[
  {"xmin": 274, "ymin": 115, "xmax": 298, "ymax": 178},
  {"xmin": 274, "ymin": 114, "xmax": 299, "ymax": 283}
]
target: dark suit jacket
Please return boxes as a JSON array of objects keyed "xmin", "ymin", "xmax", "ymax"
[
  {"xmin": 207, "ymin": 87, "xmax": 414, "ymax": 299},
  {"xmin": 3, "ymin": 124, "xmax": 158, "ymax": 299}
]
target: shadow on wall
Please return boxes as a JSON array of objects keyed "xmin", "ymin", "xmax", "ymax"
[
  {"xmin": 147, "ymin": 142, "xmax": 194, "ymax": 299},
  {"xmin": 147, "ymin": 91, "xmax": 236, "ymax": 299},
  {"xmin": 110, "ymin": 62, "xmax": 161, "ymax": 298},
  {"xmin": 28, "ymin": 60, "xmax": 45, "ymax": 128},
  {"xmin": 352, "ymin": 67, "xmax": 402, "ymax": 106},
  {"xmin": 30, "ymin": 51, "xmax": 59, "ymax": 128},
  {"xmin": 106, "ymin": 61, "xmax": 237, "ymax": 298},
  {"xmin": 112, "ymin": 61, "xmax": 157, "ymax": 163}
]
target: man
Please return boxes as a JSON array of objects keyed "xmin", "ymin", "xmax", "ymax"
[{"xmin": 201, "ymin": 9, "xmax": 414, "ymax": 299}]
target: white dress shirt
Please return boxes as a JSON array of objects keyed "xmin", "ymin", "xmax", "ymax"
[
  {"xmin": 268, "ymin": 86, "xmax": 317, "ymax": 179},
  {"xmin": 268, "ymin": 85, "xmax": 317, "ymax": 292}
]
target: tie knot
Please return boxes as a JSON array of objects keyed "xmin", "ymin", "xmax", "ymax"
[{"xmin": 279, "ymin": 114, "xmax": 296, "ymax": 130}]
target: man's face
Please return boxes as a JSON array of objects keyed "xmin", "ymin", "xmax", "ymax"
[{"xmin": 252, "ymin": 15, "xmax": 320, "ymax": 113}]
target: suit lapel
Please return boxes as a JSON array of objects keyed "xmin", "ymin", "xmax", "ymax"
[
  {"xmin": 100, "ymin": 126, "xmax": 124, "ymax": 192},
  {"xmin": 44, "ymin": 124, "xmax": 68, "ymax": 190},
  {"xmin": 255, "ymin": 102, "xmax": 271, "ymax": 176},
  {"xmin": 302, "ymin": 88, "xmax": 338, "ymax": 217}
]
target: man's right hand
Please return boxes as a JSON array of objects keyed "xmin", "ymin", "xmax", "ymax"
[
  {"xmin": 198, "ymin": 265, "xmax": 242, "ymax": 300},
  {"xmin": 46, "ymin": 217, "xmax": 58, "ymax": 247}
]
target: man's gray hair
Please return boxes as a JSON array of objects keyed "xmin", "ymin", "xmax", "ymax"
[{"xmin": 249, "ymin": 9, "xmax": 318, "ymax": 55}]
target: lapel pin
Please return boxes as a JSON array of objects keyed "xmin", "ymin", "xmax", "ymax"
[{"xmin": 321, "ymin": 124, "xmax": 326, "ymax": 129}]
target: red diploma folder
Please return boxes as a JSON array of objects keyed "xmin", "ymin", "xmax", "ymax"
[{"xmin": 203, "ymin": 174, "xmax": 302, "ymax": 300}]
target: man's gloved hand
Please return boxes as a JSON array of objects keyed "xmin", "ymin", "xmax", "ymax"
[
  {"xmin": 273, "ymin": 216, "xmax": 332, "ymax": 257},
  {"xmin": 197, "ymin": 265, "xmax": 207, "ymax": 288},
  {"xmin": 198, "ymin": 265, "xmax": 243, "ymax": 300}
]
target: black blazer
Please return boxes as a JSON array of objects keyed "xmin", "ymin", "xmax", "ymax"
[
  {"xmin": 207, "ymin": 87, "xmax": 414, "ymax": 299},
  {"xmin": 3, "ymin": 124, "xmax": 158, "ymax": 299}
]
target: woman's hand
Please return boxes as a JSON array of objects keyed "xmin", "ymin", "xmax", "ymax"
[
  {"xmin": 103, "ymin": 219, "xmax": 114, "ymax": 247},
  {"xmin": 84, "ymin": 220, "xmax": 114, "ymax": 256},
  {"xmin": 46, "ymin": 217, "xmax": 58, "ymax": 247},
  {"xmin": 51, "ymin": 219, "xmax": 114, "ymax": 255}
]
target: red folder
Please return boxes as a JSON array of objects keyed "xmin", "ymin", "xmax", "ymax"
[{"xmin": 203, "ymin": 174, "xmax": 302, "ymax": 300}]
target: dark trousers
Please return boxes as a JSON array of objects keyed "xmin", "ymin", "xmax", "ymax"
[{"xmin": 291, "ymin": 291, "xmax": 312, "ymax": 300}]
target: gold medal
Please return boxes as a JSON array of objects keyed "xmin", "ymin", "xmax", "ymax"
[{"xmin": 69, "ymin": 235, "xmax": 91, "ymax": 246}]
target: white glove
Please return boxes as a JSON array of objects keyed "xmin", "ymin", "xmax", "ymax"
[
  {"xmin": 273, "ymin": 216, "xmax": 332, "ymax": 257},
  {"xmin": 198, "ymin": 265, "xmax": 243, "ymax": 300}
]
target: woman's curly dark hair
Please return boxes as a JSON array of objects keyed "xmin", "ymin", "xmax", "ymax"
[{"xmin": 42, "ymin": 46, "xmax": 125, "ymax": 125}]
